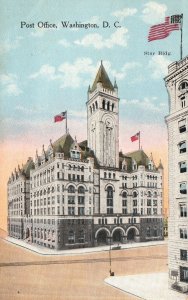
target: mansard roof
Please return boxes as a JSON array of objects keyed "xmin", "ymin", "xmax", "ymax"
[
  {"xmin": 52, "ymin": 133, "xmax": 74, "ymax": 158},
  {"xmin": 125, "ymin": 149, "xmax": 149, "ymax": 167},
  {"xmin": 79, "ymin": 140, "xmax": 99, "ymax": 168},
  {"xmin": 91, "ymin": 61, "xmax": 114, "ymax": 92},
  {"xmin": 22, "ymin": 157, "xmax": 35, "ymax": 178}
]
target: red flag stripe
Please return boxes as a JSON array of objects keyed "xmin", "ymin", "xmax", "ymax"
[{"xmin": 148, "ymin": 15, "xmax": 181, "ymax": 42}]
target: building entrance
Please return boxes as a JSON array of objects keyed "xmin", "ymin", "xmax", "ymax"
[{"xmin": 96, "ymin": 230, "xmax": 108, "ymax": 245}]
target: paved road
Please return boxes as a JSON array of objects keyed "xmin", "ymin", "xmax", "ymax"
[{"xmin": 0, "ymin": 238, "xmax": 168, "ymax": 300}]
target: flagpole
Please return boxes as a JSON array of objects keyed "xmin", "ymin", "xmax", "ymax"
[
  {"xmin": 139, "ymin": 131, "xmax": 141, "ymax": 150},
  {"xmin": 66, "ymin": 111, "xmax": 67, "ymax": 134},
  {"xmin": 180, "ymin": 14, "xmax": 183, "ymax": 60}
]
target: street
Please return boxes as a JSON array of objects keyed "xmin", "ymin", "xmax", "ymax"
[{"xmin": 0, "ymin": 233, "xmax": 167, "ymax": 300}]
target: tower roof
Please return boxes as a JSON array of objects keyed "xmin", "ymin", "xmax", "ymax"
[{"xmin": 91, "ymin": 61, "xmax": 114, "ymax": 92}]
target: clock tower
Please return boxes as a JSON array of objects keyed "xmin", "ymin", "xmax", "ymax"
[{"xmin": 87, "ymin": 61, "xmax": 119, "ymax": 168}]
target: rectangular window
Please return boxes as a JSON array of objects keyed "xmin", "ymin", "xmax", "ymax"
[
  {"xmin": 78, "ymin": 207, "xmax": 85, "ymax": 215},
  {"xmin": 107, "ymin": 199, "xmax": 113, "ymax": 206},
  {"xmin": 180, "ymin": 228, "xmax": 188, "ymax": 239},
  {"xmin": 179, "ymin": 161, "xmax": 187, "ymax": 173},
  {"xmin": 180, "ymin": 204, "xmax": 187, "ymax": 217},
  {"xmin": 181, "ymin": 96, "xmax": 186, "ymax": 108},
  {"xmin": 122, "ymin": 208, "xmax": 127, "ymax": 214},
  {"xmin": 68, "ymin": 196, "xmax": 75, "ymax": 204},
  {"xmin": 78, "ymin": 196, "xmax": 85, "ymax": 204},
  {"xmin": 180, "ymin": 266, "xmax": 188, "ymax": 283},
  {"xmin": 107, "ymin": 208, "xmax": 113, "ymax": 214},
  {"xmin": 180, "ymin": 182, "xmax": 187, "ymax": 194},
  {"xmin": 179, "ymin": 119, "xmax": 186, "ymax": 133},
  {"xmin": 180, "ymin": 249, "xmax": 187, "ymax": 261},
  {"xmin": 179, "ymin": 141, "xmax": 186, "ymax": 153},
  {"xmin": 122, "ymin": 200, "xmax": 127, "ymax": 206},
  {"xmin": 68, "ymin": 207, "xmax": 75, "ymax": 215},
  {"xmin": 147, "ymin": 199, "xmax": 151, "ymax": 206}
]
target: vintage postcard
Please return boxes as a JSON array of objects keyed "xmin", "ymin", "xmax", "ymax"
[{"xmin": 0, "ymin": 0, "xmax": 188, "ymax": 299}]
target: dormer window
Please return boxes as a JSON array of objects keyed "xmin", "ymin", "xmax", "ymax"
[{"xmin": 70, "ymin": 150, "xmax": 80, "ymax": 159}]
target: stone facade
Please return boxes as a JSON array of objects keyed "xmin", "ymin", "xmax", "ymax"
[
  {"xmin": 7, "ymin": 62, "xmax": 164, "ymax": 250},
  {"xmin": 165, "ymin": 55, "xmax": 188, "ymax": 292}
]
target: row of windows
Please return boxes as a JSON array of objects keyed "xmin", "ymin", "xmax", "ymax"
[{"xmin": 104, "ymin": 172, "xmax": 116, "ymax": 179}]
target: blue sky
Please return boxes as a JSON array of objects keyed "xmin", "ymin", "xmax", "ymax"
[{"xmin": 0, "ymin": 0, "xmax": 187, "ymax": 151}]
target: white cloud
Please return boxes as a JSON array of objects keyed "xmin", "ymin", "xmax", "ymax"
[
  {"xmin": 69, "ymin": 110, "xmax": 87, "ymax": 118},
  {"xmin": 58, "ymin": 58, "xmax": 97, "ymax": 88},
  {"xmin": 0, "ymin": 73, "xmax": 22, "ymax": 96},
  {"xmin": 74, "ymin": 27, "xmax": 129, "ymax": 49},
  {"xmin": 121, "ymin": 96, "xmax": 167, "ymax": 112},
  {"xmin": 15, "ymin": 104, "xmax": 46, "ymax": 114},
  {"xmin": 112, "ymin": 7, "xmax": 137, "ymax": 21},
  {"xmin": 6, "ymin": 84, "xmax": 22, "ymax": 96},
  {"xmin": 141, "ymin": 1, "xmax": 167, "ymax": 24},
  {"xmin": 29, "ymin": 58, "xmax": 141, "ymax": 88},
  {"xmin": 58, "ymin": 39, "xmax": 70, "ymax": 47},
  {"xmin": 148, "ymin": 56, "xmax": 171, "ymax": 78},
  {"xmin": 30, "ymin": 64, "xmax": 57, "ymax": 80},
  {"xmin": 0, "ymin": 37, "xmax": 23, "ymax": 55}
]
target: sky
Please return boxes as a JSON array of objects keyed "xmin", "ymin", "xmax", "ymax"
[{"xmin": 0, "ymin": 0, "xmax": 187, "ymax": 230}]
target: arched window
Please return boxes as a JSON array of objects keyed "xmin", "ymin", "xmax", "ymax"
[
  {"xmin": 122, "ymin": 191, "xmax": 127, "ymax": 198},
  {"xmin": 133, "ymin": 191, "xmax": 137, "ymax": 198},
  {"xmin": 112, "ymin": 103, "xmax": 114, "ymax": 111},
  {"xmin": 179, "ymin": 81, "xmax": 188, "ymax": 90},
  {"xmin": 92, "ymin": 103, "xmax": 95, "ymax": 111},
  {"xmin": 154, "ymin": 191, "xmax": 157, "ymax": 198},
  {"xmin": 95, "ymin": 101, "xmax": 98, "ymax": 109},
  {"xmin": 78, "ymin": 186, "xmax": 85, "ymax": 194},
  {"xmin": 102, "ymin": 99, "xmax": 105, "ymax": 109},
  {"xmin": 68, "ymin": 185, "xmax": 75, "ymax": 193},
  {"xmin": 147, "ymin": 191, "xmax": 152, "ymax": 197},
  {"xmin": 107, "ymin": 101, "xmax": 110, "ymax": 110},
  {"xmin": 104, "ymin": 172, "xmax": 106, "ymax": 178},
  {"xmin": 107, "ymin": 186, "xmax": 113, "ymax": 214}
]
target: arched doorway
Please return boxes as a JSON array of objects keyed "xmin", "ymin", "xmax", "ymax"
[
  {"xmin": 113, "ymin": 229, "xmax": 122, "ymax": 243},
  {"xmin": 127, "ymin": 228, "xmax": 136, "ymax": 241},
  {"xmin": 96, "ymin": 230, "xmax": 108, "ymax": 245}
]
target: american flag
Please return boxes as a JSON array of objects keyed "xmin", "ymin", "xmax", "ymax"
[
  {"xmin": 131, "ymin": 132, "xmax": 140, "ymax": 142},
  {"xmin": 54, "ymin": 111, "xmax": 67, "ymax": 123},
  {"xmin": 148, "ymin": 15, "xmax": 182, "ymax": 42}
]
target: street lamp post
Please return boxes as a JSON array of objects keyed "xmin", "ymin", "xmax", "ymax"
[{"xmin": 109, "ymin": 235, "xmax": 114, "ymax": 276}]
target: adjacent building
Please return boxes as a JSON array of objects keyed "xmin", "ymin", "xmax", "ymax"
[
  {"xmin": 8, "ymin": 62, "xmax": 164, "ymax": 250},
  {"xmin": 165, "ymin": 55, "xmax": 188, "ymax": 292}
]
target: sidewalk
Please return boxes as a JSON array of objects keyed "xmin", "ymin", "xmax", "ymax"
[
  {"xmin": 4, "ymin": 236, "xmax": 166, "ymax": 256},
  {"xmin": 105, "ymin": 272, "xmax": 188, "ymax": 300}
]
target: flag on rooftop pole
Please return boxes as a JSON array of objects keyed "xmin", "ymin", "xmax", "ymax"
[
  {"xmin": 54, "ymin": 111, "xmax": 68, "ymax": 133},
  {"xmin": 148, "ymin": 14, "xmax": 183, "ymax": 42},
  {"xmin": 131, "ymin": 131, "xmax": 141, "ymax": 149}
]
